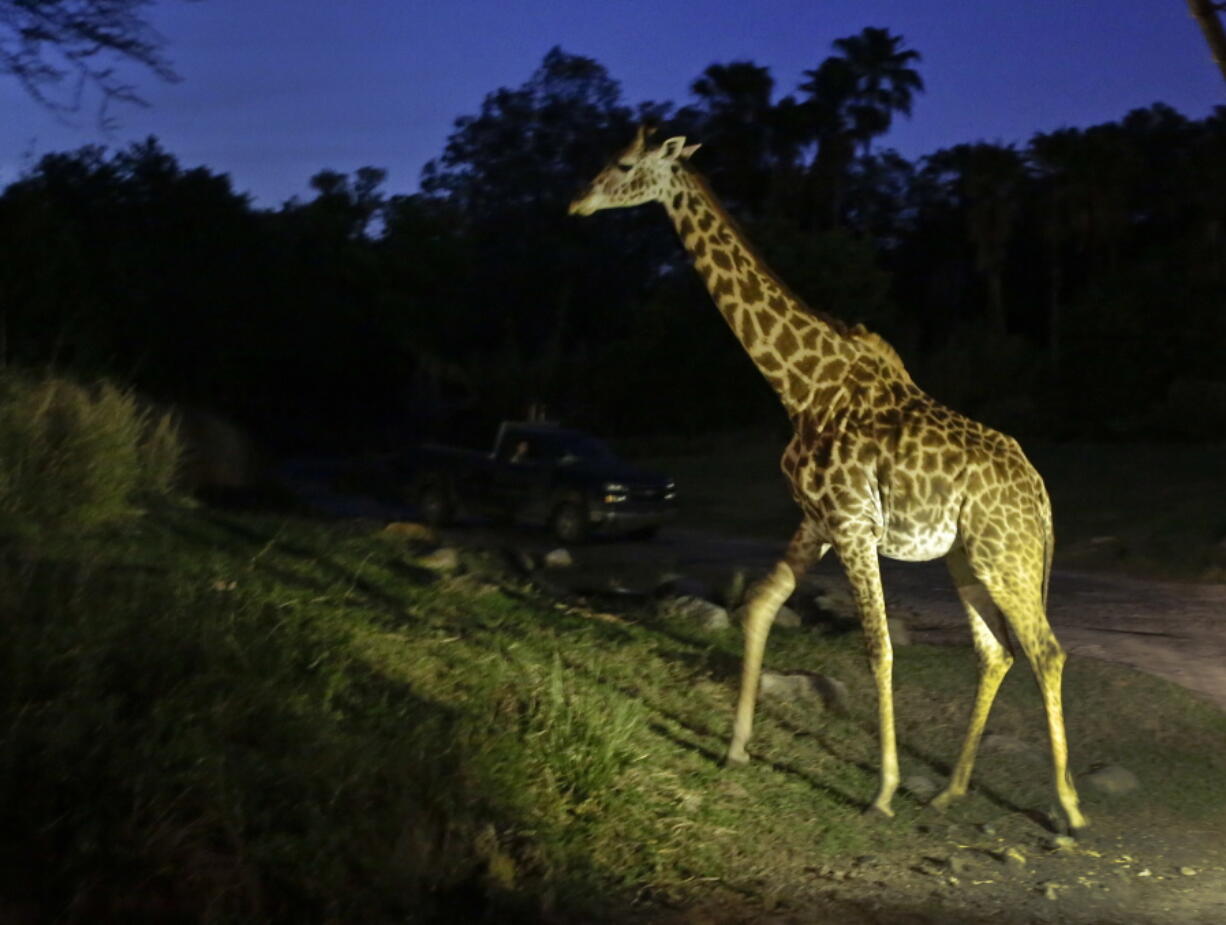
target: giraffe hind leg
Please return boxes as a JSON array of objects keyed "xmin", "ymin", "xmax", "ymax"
[
  {"xmin": 931, "ymin": 544, "xmax": 1015, "ymax": 811},
  {"xmin": 979, "ymin": 570, "xmax": 1089, "ymax": 833}
]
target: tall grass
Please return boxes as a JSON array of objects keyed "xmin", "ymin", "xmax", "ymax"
[{"xmin": 0, "ymin": 369, "xmax": 182, "ymax": 543}]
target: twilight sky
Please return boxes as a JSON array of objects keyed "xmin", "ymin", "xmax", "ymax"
[{"xmin": 1, "ymin": 0, "xmax": 1223, "ymax": 207}]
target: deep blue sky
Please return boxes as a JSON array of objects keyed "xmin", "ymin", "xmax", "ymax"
[{"xmin": 2, "ymin": 0, "xmax": 1222, "ymax": 207}]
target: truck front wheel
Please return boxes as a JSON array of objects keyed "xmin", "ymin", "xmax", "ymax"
[{"xmin": 549, "ymin": 501, "xmax": 589, "ymax": 544}]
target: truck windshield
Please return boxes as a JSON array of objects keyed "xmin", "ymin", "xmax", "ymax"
[{"xmin": 526, "ymin": 432, "xmax": 615, "ymax": 465}]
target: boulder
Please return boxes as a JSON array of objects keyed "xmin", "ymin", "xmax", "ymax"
[
  {"xmin": 659, "ymin": 595, "xmax": 730, "ymax": 631},
  {"xmin": 758, "ymin": 670, "xmax": 849, "ymax": 714},
  {"xmin": 418, "ymin": 547, "xmax": 462, "ymax": 573},
  {"xmin": 1081, "ymin": 764, "xmax": 1139, "ymax": 795},
  {"xmin": 381, "ymin": 522, "xmax": 439, "ymax": 545},
  {"xmin": 543, "ymin": 548, "xmax": 574, "ymax": 569},
  {"xmin": 732, "ymin": 603, "xmax": 802, "ymax": 629}
]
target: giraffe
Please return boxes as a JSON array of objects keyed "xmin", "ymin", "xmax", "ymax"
[{"xmin": 569, "ymin": 126, "xmax": 1087, "ymax": 833}]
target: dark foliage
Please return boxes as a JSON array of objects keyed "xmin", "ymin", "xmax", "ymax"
[{"xmin": 2, "ymin": 39, "xmax": 1224, "ymax": 451}]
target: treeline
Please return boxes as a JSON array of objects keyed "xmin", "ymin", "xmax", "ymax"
[{"xmin": 2, "ymin": 37, "xmax": 1224, "ymax": 450}]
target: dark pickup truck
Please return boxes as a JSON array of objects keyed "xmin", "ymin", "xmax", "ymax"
[{"xmin": 398, "ymin": 422, "xmax": 677, "ymax": 542}]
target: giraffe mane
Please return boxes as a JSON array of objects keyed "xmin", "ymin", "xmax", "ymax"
[{"xmin": 681, "ymin": 161, "xmax": 913, "ymax": 383}]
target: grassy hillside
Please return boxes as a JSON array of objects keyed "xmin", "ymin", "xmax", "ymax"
[{"xmin": 3, "ymin": 505, "xmax": 1225, "ymax": 922}]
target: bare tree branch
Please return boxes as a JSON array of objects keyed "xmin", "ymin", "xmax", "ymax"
[
  {"xmin": 1187, "ymin": 0, "xmax": 1226, "ymax": 87},
  {"xmin": 0, "ymin": 0, "xmax": 183, "ymax": 125}
]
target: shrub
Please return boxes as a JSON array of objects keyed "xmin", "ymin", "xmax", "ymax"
[{"xmin": 0, "ymin": 369, "xmax": 182, "ymax": 541}]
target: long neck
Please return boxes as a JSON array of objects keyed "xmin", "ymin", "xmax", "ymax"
[{"xmin": 661, "ymin": 168, "xmax": 861, "ymax": 417}]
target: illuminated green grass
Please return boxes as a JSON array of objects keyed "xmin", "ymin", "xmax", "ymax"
[{"xmin": 1, "ymin": 505, "xmax": 1223, "ymax": 921}]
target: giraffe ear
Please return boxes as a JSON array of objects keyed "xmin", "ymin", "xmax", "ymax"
[{"xmin": 658, "ymin": 136, "xmax": 700, "ymax": 161}]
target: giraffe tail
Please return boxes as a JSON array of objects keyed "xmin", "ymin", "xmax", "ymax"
[{"xmin": 1042, "ymin": 502, "xmax": 1054, "ymax": 613}]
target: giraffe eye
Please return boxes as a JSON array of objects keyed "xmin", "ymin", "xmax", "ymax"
[{"xmin": 616, "ymin": 163, "xmax": 633, "ymax": 173}]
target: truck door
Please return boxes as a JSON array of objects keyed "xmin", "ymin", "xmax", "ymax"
[{"xmin": 491, "ymin": 436, "xmax": 551, "ymax": 521}]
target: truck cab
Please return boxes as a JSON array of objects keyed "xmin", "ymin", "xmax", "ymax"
[{"xmin": 408, "ymin": 422, "xmax": 677, "ymax": 542}]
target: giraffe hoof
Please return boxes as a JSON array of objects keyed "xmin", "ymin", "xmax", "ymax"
[
  {"xmin": 1066, "ymin": 817, "xmax": 1090, "ymax": 837},
  {"xmin": 928, "ymin": 790, "xmax": 960, "ymax": 813},
  {"xmin": 862, "ymin": 803, "xmax": 894, "ymax": 822},
  {"xmin": 724, "ymin": 746, "xmax": 750, "ymax": 767}
]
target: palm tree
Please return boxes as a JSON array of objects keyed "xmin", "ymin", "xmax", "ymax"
[
  {"xmin": 686, "ymin": 60, "xmax": 784, "ymax": 213},
  {"xmin": 829, "ymin": 26, "xmax": 925, "ymax": 156},
  {"xmin": 798, "ymin": 27, "xmax": 924, "ymax": 225}
]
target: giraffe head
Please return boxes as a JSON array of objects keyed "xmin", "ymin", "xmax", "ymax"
[{"xmin": 568, "ymin": 125, "xmax": 701, "ymax": 216}]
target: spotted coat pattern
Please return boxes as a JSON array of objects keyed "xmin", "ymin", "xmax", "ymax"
[{"xmin": 569, "ymin": 127, "xmax": 1087, "ymax": 832}]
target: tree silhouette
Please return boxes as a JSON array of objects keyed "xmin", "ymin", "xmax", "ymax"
[
  {"xmin": 0, "ymin": 0, "xmax": 181, "ymax": 121},
  {"xmin": 923, "ymin": 143, "xmax": 1027, "ymax": 335},
  {"xmin": 684, "ymin": 61, "xmax": 787, "ymax": 212},
  {"xmin": 798, "ymin": 27, "xmax": 924, "ymax": 226},
  {"xmin": 828, "ymin": 26, "xmax": 924, "ymax": 156}
]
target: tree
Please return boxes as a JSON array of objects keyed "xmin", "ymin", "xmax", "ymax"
[
  {"xmin": 1187, "ymin": 0, "xmax": 1226, "ymax": 86},
  {"xmin": 0, "ymin": 0, "xmax": 181, "ymax": 121},
  {"xmin": 684, "ymin": 61, "xmax": 790, "ymax": 213},
  {"xmin": 923, "ymin": 143, "xmax": 1027, "ymax": 335},
  {"xmin": 827, "ymin": 26, "xmax": 924, "ymax": 157},
  {"xmin": 419, "ymin": 47, "xmax": 675, "ymax": 421},
  {"xmin": 798, "ymin": 27, "xmax": 924, "ymax": 226}
]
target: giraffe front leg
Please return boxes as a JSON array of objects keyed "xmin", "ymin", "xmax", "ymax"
[
  {"xmin": 726, "ymin": 559, "xmax": 795, "ymax": 765},
  {"xmin": 836, "ymin": 540, "xmax": 898, "ymax": 818}
]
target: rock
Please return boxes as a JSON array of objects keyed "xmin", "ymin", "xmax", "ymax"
[
  {"xmin": 173, "ymin": 405, "xmax": 265, "ymax": 492},
  {"xmin": 980, "ymin": 733, "xmax": 1038, "ymax": 756},
  {"xmin": 812, "ymin": 674, "xmax": 850, "ymax": 715},
  {"xmin": 418, "ymin": 546, "xmax": 462, "ymax": 573},
  {"xmin": 759, "ymin": 670, "xmax": 816, "ymax": 701},
  {"xmin": 660, "ymin": 595, "xmax": 730, "ymax": 631},
  {"xmin": 903, "ymin": 775, "xmax": 939, "ymax": 800},
  {"xmin": 813, "ymin": 586, "xmax": 858, "ymax": 620},
  {"xmin": 888, "ymin": 617, "xmax": 911, "ymax": 646},
  {"xmin": 775, "ymin": 604, "xmax": 802, "ymax": 628},
  {"xmin": 699, "ymin": 606, "xmax": 731, "ymax": 631},
  {"xmin": 731, "ymin": 603, "xmax": 801, "ymax": 629},
  {"xmin": 542, "ymin": 548, "xmax": 573, "ymax": 569},
  {"xmin": 1082, "ymin": 764, "xmax": 1139, "ymax": 795},
  {"xmin": 381, "ymin": 521, "xmax": 439, "ymax": 545},
  {"xmin": 758, "ymin": 670, "xmax": 848, "ymax": 714}
]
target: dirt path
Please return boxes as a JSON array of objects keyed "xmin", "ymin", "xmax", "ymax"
[
  {"xmin": 458, "ymin": 524, "xmax": 1226, "ymax": 713},
  {"xmin": 883, "ymin": 556, "xmax": 1226, "ymax": 713}
]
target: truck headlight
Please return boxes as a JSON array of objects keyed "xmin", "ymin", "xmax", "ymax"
[{"xmin": 602, "ymin": 482, "xmax": 628, "ymax": 504}]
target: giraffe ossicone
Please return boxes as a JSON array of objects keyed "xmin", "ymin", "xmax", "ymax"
[{"xmin": 570, "ymin": 125, "xmax": 1088, "ymax": 833}]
